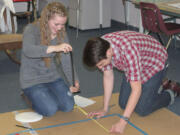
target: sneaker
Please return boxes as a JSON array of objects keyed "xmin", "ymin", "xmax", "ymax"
[
  {"xmin": 165, "ymin": 89, "xmax": 176, "ymax": 105},
  {"xmin": 158, "ymin": 79, "xmax": 171, "ymax": 94},
  {"xmin": 162, "ymin": 78, "xmax": 171, "ymax": 90},
  {"xmin": 169, "ymin": 81, "xmax": 180, "ymax": 96}
]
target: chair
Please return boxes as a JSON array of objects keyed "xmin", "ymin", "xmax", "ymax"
[
  {"xmin": 11, "ymin": 0, "xmax": 37, "ymax": 26},
  {"xmin": 139, "ymin": 2, "xmax": 180, "ymax": 49}
]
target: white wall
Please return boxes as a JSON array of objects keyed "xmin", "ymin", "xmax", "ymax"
[
  {"xmin": 14, "ymin": 0, "xmax": 69, "ymax": 12},
  {"xmin": 14, "ymin": 0, "xmax": 140, "ymax": 27},
  {"xmin": 46, "ymin": 0, "xmax": 69, "ymax": 7},
  {"xmin": 111, "ymin": 0, "xmax": 125, "ymax": 23},
  {"xmin": 111, "ymin": 0, "xmax": 140, "ymax": 28},
  {"xmin": 14, "ymin": 0, "xmax": 179, "ymax": 28}
]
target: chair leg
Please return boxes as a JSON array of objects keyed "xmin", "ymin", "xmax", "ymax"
[
  {"xmin": 157, "ymin": 33, "xmax": 165, "ymax": 46},
  {"xmin": 32, "ymin": 0, "xmax": 37, "ymax": 21},
  {"xmin": 10, "ymin": 12, "xmax": 16, "ymax": 33},
  {"xmin": 21, "ymin": 91, "xmax": 32, "ymax": 108},
  {"xmin": 27, "ymin": 1, "xmax": 31, "ymax": 12},
  {"xmin": 166, "ymin": 36, "xmax": 172, "ymax": 50},
  {"xmin": 27, "ymin": 15, "xmax": 31, "ymax": 23},
  {"xmin": 145, "ymin": 31, "xmax": 150, "ymax": 35},
  {"xmin": 5, "ymin": 49, "xmax": 21, "ymax": 65}
]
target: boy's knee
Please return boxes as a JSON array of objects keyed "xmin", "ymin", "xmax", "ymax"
[
  {"xmin": 119, "ymin": 100, "xmax": 150, "ymax": 117},
  {"xmin": 134, "ymin": 105, "xmax": 151, "ymax": 117},
  {"xmin": 135, "ymin": 109, "xmax": 149, "ymax": 117},
  {"xmin": 119, "ymin": 99, "xmax": 126, "ymax": 110}
]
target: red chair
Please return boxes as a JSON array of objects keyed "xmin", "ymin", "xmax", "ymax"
[{"xmin": 140, "ymin": 2, "xmax": 180, "ymax": 49}]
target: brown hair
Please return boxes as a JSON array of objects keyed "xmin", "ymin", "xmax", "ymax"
[
  {"xmin": 39, "ymin": 2, "xmax": 67, "ymax": 67},
  {"xmin": 83, "ymin": 37, "xmax": 110, "ymax": 67}
]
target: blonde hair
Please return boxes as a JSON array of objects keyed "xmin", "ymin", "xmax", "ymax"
[{"xmin": 39, "ymin": 2, "xmax": 67, "ymax": 67}]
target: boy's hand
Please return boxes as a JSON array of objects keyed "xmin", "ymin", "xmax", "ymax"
[
  {"xmin": 110, "ymin": 119, "xmax": 127, "ymax": 134},
  {"xmin": 70, "ymin": 81, "xmax": 80, "ymax": 93},
  {"xmin": 88, "ymin": 109, "xmax": 108, "ymax": 119}
]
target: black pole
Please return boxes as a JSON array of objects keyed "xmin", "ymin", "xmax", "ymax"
[
  {"xmin": 70, "ymin": 51, "xmax": 75, "ymax": 86},
  {"xmin": 70, "ymin": 52, "xmax": 80, "ymax": 94}
]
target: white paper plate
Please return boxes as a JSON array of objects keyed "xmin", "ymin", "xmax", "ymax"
[{"xmin": 15, "ymin": 112, "xmax": 43, "ymax": 123}]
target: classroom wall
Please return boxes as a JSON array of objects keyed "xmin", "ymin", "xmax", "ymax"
[
  {"xmin": 13, "ymin": 0, "xmax": 69, "ymax": 12},
  {"xmin": 14, "ymin": 0, "xmax": 179, "ymax": 29},
  {"xmin": 111, "ymin": 0, "xmax": 140, "ymax": 28},
  {"xmin": 46, "ymin": 0, "xmax": 69, "ymax": 7},
  {"xmin": 111, "ymin": 0, "xmax": 125, "ymax": 24}
]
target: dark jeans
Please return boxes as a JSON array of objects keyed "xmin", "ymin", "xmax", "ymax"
[
  {"xmin": 119, "ymin": 66, "xmax": 171, "ymax": 116},
  {"xmin": 23, "ymin": 78, "xmax": 74, "ymax": 116}
]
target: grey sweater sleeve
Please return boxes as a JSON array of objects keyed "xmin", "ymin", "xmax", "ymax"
[
  {"xmin": 60, "ymin": 35, "xmax": 79, "ymax": 86},
  {"xmin": 22, "ymin": 24, "xmax": 55, "ymax": 58}
]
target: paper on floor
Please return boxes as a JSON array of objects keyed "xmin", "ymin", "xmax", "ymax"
[{"xmin": 74, "ymin": 95, "xmax": 96, "ymax": 108}]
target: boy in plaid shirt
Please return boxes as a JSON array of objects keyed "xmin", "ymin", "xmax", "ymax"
[{"xmin": 83, "ymin": 31, "xmax": 177, "ymax": 134}]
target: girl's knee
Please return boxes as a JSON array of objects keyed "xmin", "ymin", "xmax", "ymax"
[
  {"xmin": 35, "ymin": 104, "xmax": 58, "ymax": 117},
  {"xmin": 61, "ymin": 101, "xmax": 74, "ymax": 112}
]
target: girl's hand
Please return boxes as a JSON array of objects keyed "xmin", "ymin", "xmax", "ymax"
[
  {"xmin": 88, "ymin": 109, "xmax": 108, "ymax": 119},
  {"xmin": 57, "ymin": 43, "xmax": 72, "ymax": 53},
  {"xmin": 70, "ymin": 81, "xmax": 80, "ymax": 93},
  {"xmin": 47, "ymin": 43, "xmax": 72, "ymax": 53}
]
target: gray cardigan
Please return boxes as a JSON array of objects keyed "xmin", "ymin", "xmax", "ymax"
[{"xmin": 20, "ymin": 23, "xmax": 78, "ymax": 89}]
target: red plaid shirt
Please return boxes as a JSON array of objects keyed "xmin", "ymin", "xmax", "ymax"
[{"xmin": 101, "ymin": 31, "xmax": 168, "ymax": 84}]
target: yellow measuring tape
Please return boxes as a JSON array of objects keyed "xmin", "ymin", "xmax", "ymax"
[{"xmin": 74, "ymin": 105, "xmax": 109, "ymax": 133}]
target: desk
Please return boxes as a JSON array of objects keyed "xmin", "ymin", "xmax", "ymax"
[
  {"xmin": 132, "ymin": 0, "xmax": 180, "ymax": 32},
  {"xmin": 157, "ymin": 0, "xmax": 180, "ymax": 18},
  {"xmin": 132, "ymin": 0, "xmax": 180, "ymax": 18},
  {"xmin": 0, "ymin": 34, "xmax": 22, "ymax": 65}
]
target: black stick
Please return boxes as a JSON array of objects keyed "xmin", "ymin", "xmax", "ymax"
[
  {"xmin": 70, "ymin": 52, "xmax": 80, "ymax": 93},
  {"xmin": 70, "ymin": 51, "xmax": 75, "ymax": 86},
  {"xmin": 16, "ymin": 124, "xmax": 32, "ymax": 129}
]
